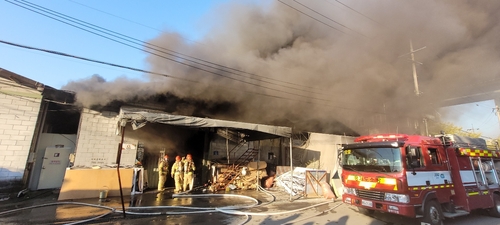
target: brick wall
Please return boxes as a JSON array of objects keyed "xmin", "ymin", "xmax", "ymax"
[
  {"xmin": 74, "ymin": 109, "xmax": 137, "ymax": 168},
  {"xmin": 0, "ymin": 85, "xmax": 41, "ymax": 185}
]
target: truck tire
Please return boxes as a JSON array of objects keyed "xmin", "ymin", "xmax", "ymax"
[
  {"xmin": 422, "ymin": 200, "xmax": 443, "ymax": 225},
  {"xmin": 489, "ymin": 194, "xmax": 500, "ymax": 218}
]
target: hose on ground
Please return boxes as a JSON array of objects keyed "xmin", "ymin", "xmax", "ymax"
[
  {"xmin": 216, "ymin": 200, "xmax": 331, "ymax": 216},
  {"xmin": 0, "ymin": 186, "xmax": 332, "ymax": 225},
  {"xmin": 0, "ymin": 201, "xmax": 116, "ymax": 225}
]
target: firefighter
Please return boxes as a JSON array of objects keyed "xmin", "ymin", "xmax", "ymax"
[
  {"xmin": 183, "ymin": 154, "xmax": 196, "ymax": 191},
  {"xmin": 157, "ymin": 155, "xmax": 169, "ymax": 191},
  {"xmin": 171, "ymin": 156, "xmax": 184, "ymax": 193}
]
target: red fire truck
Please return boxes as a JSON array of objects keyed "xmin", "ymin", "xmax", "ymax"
[{"xmin": 340, "ymin": 134, "xmax": 500, "ymax": 225}]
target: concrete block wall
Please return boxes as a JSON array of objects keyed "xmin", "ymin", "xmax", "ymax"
[
  {"xmin": 74, "ymin": 109, "xmax": 137, "ymax": 168},
  {"xmin": 0, "ymin": 92, "xmax": 41, "ymax": 184}
]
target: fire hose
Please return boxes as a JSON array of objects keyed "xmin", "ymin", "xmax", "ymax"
[{"xmin": 0, "ymin": 186, "xmax": 339, "ymax": 225}]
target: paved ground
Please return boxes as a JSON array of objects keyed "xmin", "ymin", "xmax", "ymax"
[{"xmin": 2, "ymin": 188, "xmax": 494, "ymax": 225}]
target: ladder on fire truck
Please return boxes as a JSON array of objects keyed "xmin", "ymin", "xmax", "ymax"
[
  {"xmin": 438, "ymin": 134, "xmax": 500, "ymax": 218},
  {"xmin": 214, "ymin": 144, "xmax": 259, "ymax": 190}
]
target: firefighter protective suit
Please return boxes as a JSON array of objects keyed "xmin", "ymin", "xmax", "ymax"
[
  {"xmin": 171, "ymin": 156, "xmax": 184, "ymax": 192},
  {"xmin": 157, "ymin": 155, "xmax": 169, "ymax": 191},
  {"xmin": 183, "ymin": 154, "xmax": 196, "ymax": 191}
]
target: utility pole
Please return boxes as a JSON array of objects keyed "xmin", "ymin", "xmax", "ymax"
[
  {"xmin": 399, "ymin": 40, "xmax": 426, "ymax": 134},
  {"xmin": 410, "ymin": 40, "xmax": 420, "ymax": 96},
  {"xmin": 399, "ymin": 40, "xmax": 426, "ymax": 96},
  {"xmin": 495, "ymin": 105, "xmax": 500, "ymax": 130}
]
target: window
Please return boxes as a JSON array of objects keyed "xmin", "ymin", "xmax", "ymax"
[
  {"xmin": 341, "ymin": 147, "xmax": 403, "ymax": 172},
  {"xmin": 428, "ymin": 148, "xmax": 440, "ymax": 165},
  {"xmin": 406, "ymin": 147, "xmax": 425, "ymax": 168}
]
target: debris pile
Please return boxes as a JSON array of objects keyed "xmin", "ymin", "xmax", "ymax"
[
  {"xmin": 275, "ymin": 167, "xmax": 336, "ymax": 199},
  {"xmin": 212, "ymin": 161, "xmax": 268, "ymax": 190},
  {"xmin": 275, "ymin": 167, "xmax": 308, "ymax": 196}
]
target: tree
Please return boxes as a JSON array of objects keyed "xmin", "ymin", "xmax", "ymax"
[{"xmin": 428, "ymin": 122, "xmax": 482, "ymax": 138}]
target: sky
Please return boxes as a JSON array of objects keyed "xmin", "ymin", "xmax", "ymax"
[
  {"xmin": 439, "ymin": 100, "xmax": 499, "ymax": 139},
  {"xmin": 1, "ymin": 0, "xmax": 499, "ymax": 138},
  {"xmin": 0, "ymin": 0, "xmax": 223, "ymax": 88}
]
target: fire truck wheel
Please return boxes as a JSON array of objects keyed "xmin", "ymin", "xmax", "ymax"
[
  {"xmin": 489, "ymin": 194, "xmax": 500, "ymax": 218},
  {"xmin": 357, "ymin": 207, "xmax": 375, "ymax": 215},
  {"xmin": 422, "ymin": 200, "xmax": 443, "ymax": 225}
]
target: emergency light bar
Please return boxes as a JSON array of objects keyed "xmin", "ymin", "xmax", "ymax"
[{"xmin": 355, "ymin": 134, "xmax": 409, "ymax": 142}]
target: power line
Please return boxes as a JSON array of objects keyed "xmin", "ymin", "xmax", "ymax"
[
  {"xmin": 0, "ymin": 40, "xmax": 183, "ymax": 82},
  {"xmin": 292, "ymin": 0, "xmax": 367, "ymax": 37},
  {"xmin": 8, "ymin": 0, "xmax": 438, "ymax": 121},
  {"xmin": 0, "ymin": 39, "xmax": 386, "ymax": 114},
  {"xmin": 68, "ymin": 0, "xmax": 202, "ymax": 45},
  {"xmin": 8, "ymin": 0, "xmax": 325, "ymax": 97},
  {"xmin": 68, "ymin": 0, "xmax": 335, "ymax": 94},
  {"xmin": 12, "ymin": 0, "xmax": 305, "ymax": 90},
  {"xmin": 277, "ymin": 0, "xmax": 346, "ymax": 34},
  {"xmin": 330, "ymin": 0, "xmax": 381, "ymax": 25}
]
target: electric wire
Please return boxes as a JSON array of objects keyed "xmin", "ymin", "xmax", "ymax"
[
  {"xmin": 67, "ymin": 0, "xmax": 319, "ymax": 91},
  {"xmin": 6, "ymin": 0, "xmax": 450, "ymax": 120},
  {"xmin": 5, "ymin": 0, "xmax": 441, "ymax": 121},
  {"xmin": 292, "ymin": 0, "xmax": 368, "ymax": 37},
  {"xmin": 67, "ymin": 0, "xmax": 201, "ymax": 44},
  {"xmin": 277, "ymin": 0, "xmax": 345, "ymax": 34},
  {"xmin": 67, "ymin": 0, "xmax": 334, "ymax": 95},
  {"xmin": 331, "ymin": 0, "xmax": 381, "ymax": 25},
  {"xmin": 477, "ymin": 111, "xmax": 495, "ymax": 127},
  {"xmin": 7, "ymin": 0, "xmax": 494, "ymax": 129},
  {"xmin": 0, "ymin": 40, "xmax": 187, "ymax": 83},
  {"xmin": 0, "ymin": 39, "xmax": 386, "ymax": 114},
  {"xmin": 9, "ymin": 0, "xmax": 323, "ymax": 96},
  {"xmin": 6, "ymin": 0, "xmax": 337, "ymax": 103},
  {"xmin": 1, "ymin": 39, "xmax": 141, "ymax": 78}
]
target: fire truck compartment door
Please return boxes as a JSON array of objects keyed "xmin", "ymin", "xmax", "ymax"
[{"xmin": 406, "ymin": 171, "xmax": 452, "ymax": 186}]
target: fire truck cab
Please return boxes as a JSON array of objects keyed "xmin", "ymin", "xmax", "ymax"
[{"xmin": 340, "ymin": 134, "xmax": 500, "ymax": 225}]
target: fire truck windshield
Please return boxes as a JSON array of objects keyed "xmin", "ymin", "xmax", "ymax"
[{"xmin": 342, "ymin": 147, "xmax": 403, "ymax": 172}]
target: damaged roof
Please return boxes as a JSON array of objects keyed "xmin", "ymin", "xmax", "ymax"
[
  {"xmin": 0, "ymin": 67, "xmax": 75, "ymax": 104},
  {"xmin": 118, "ymin": 106, "xmax": 292, "ymax": 140}
]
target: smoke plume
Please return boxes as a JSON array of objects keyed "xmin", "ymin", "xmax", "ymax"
[{"xmin": 63, "ymin": 0, "xmax": 500, "ymax": 135}]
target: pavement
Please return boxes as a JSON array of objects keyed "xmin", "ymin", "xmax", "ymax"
[{"xmin": 0, "ymin": 188, "xmax": 421, "ymax": 225}]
